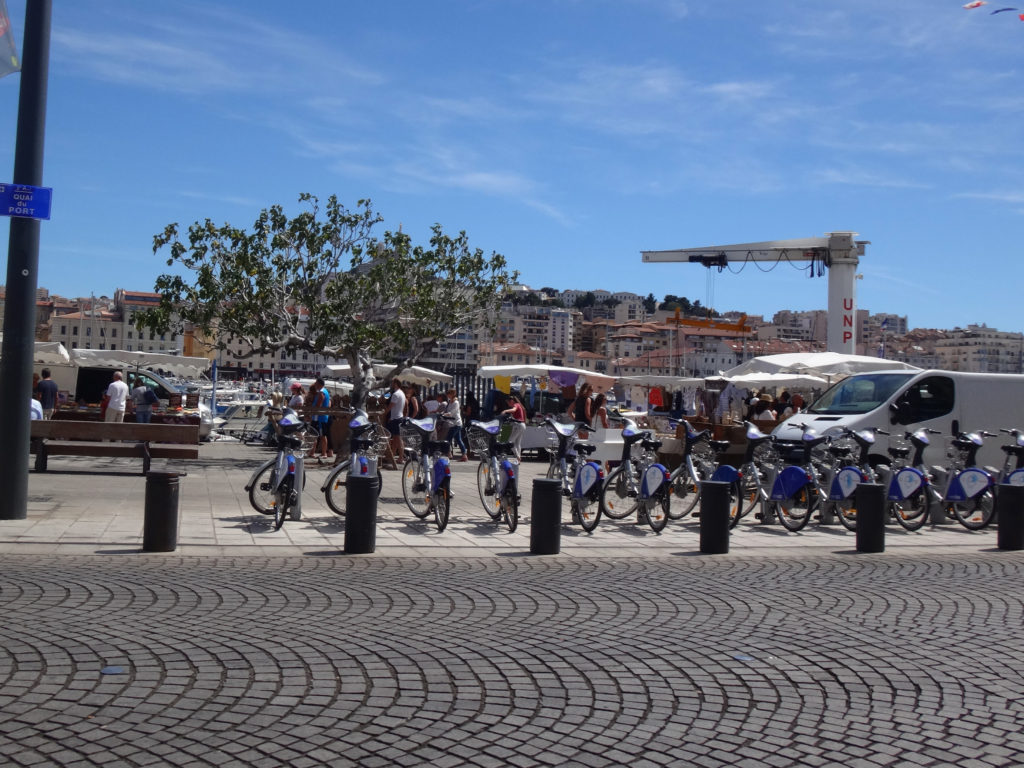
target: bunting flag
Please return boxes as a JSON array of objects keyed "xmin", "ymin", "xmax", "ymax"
[{"xmin": 0, "ymin": 0, "xmax": 18, "ymax": 79}]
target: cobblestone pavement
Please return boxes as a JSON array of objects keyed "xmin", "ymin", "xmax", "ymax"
[
  {"xmin": 2, "ymin": 443, "xmax": 1023, "ymax": 766},
  {"xmin": 2, "ymin": 553, "xmax": 1024, "ymax": 768}
]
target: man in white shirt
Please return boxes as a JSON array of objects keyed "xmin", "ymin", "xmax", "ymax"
[
  {"xmin": 105, "ymin": 371, "xmax": 130, "ymax": 423},
  {"xmin": 387, "ymin": 378, "xmax": 406, "ymax": 460}
]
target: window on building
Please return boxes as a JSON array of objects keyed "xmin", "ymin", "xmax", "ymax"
[
  {"xmin": 111, "ymin": 329, "xmax": 117, "ymax": 338},
  {"xmin": 85, "ymin": 327, "xmax": 91, "ymax": 336},
  {"xmin": 111, "ymin": 344, "xmax": 116, "ymax": 350},
  {"xmin": 60, "ymin": 325, "xmax": 66, "ymax": 335},
  {"xmin": 128, "ymin": 330, "xmax": 133, "ymax": 339},
  {"xmin": 71, "ymin": 341, "xmax": 78, "ymax": 349}
]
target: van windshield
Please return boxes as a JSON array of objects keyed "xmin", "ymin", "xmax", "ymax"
[{"xmin": 808, "ymin": 373, "xmax": 915, "ymax": 415}]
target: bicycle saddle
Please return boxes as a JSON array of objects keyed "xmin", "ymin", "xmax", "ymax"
[
  {"xmin": 575, "ymin": 443, "xmax": 597, "ymax": 456},
  {"xmin": 471, "ymin": 419, "xmax": 501, "ymax": 435},
  {"xmin": 545, "ymin": 420, "xmax": 580, "ymax": 438},
  {"xmin": 406, "ymin": 416, "xmax": 438, "ymax": 435},
  {"xmin": 710, "ymin": 440, "xmax": 731, "ymax": 453},
  {"xmin": 349, "ymin": 410, "xmax": 376, "ymax": 436}
]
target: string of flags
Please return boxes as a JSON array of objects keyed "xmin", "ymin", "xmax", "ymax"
[{"xmin": 963, "ymin": 1, "xmax": 1024, "ymax": 20}]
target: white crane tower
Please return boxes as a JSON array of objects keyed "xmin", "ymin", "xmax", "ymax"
[{"xmin": 641, "ymin": 231, "xmax": 869, "ymax": 354}]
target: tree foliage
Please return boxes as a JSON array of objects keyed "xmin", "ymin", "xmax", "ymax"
[
  {"xmin": 140, "ymin": 194, "xmax": 518, "ymax": 407},
  {"xmin": 658, "ymin": 294, "xmax": 718, "ymax": 317}
]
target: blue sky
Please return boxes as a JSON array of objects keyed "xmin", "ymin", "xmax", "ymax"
[{"xmin": 1, "ymin": 1, "xmax": 1022, "ymax": 332}]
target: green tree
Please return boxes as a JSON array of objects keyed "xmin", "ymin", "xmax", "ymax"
[
  {"xmin": 573, "ymin": 291, "xmax": 596, "ymax": 309},
  {"xmin": 643, "ymin": 292, "xmax": 657, "ymax": 314},
  {"xmin": 140, "ymin": 194, "xmax": 517, "ymax": 408}
]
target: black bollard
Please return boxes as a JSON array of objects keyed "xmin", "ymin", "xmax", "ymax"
[
  {"xmin": 855, "ymin": 483, "xmax": 886, "ymax": 553},
  {"xmin": 996, "ymin": 484, "xmax": 1024, "ymax": 551},
  {"xmin": 143, "ymin": 471, "xmax": 181, "ymax": 552},
  {"xmin": 699, "ymin": 480, "xmax": 731, "ymax": 554},
  {"xmin": 344, "ymin": 474, "xmax": 379, "ymax": 554},
  {"xmin": 530, "ymin": 478, "xmax": 562, "ymax": 555}
]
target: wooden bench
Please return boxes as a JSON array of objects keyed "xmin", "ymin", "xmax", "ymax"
[{"xmin": 30, "ymin": 421, "xmax": 200, "ymax": 474}]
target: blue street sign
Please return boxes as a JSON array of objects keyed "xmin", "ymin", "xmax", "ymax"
[{"xmin": 0, "ymin": 183, "xmax": 52, "ymax": 220}]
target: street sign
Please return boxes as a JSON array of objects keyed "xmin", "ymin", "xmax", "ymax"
[{"xmin": 0, "ymin": 183, "xmax": 52, "ymax": 220}]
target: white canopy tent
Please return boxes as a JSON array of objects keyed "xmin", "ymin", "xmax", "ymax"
[
  {"xmin": 617, "ymin": 374, "xmax": 704, "ymax": 389},
  {"xmin": 322, "ymin": 363, "xmax": 453, "ymax": 387},
  {"xmin": 0, "ymin": 335, "xmax": 71, "ymax": 365},
  {"xmin": 708, "ymin": 371, "xmax": 829, "ymax": 389},
  {"xmin": 721, "ymin": 352, "xmax": 918, "ymax": 380},
  {"xmin": 477, "ymin": 364, "xmax": 616, "ymax": 393},
  {"xmin": 71, "ymin": 349, "xmax": 211, "ymax": 379}
]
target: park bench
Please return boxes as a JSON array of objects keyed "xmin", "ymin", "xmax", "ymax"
[{"xmin": 30, "ymin": 421, "xmax": 200, "ymax": 474}]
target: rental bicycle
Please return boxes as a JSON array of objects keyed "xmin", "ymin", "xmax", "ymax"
[
  {"xmin": 319, "ymin": 409, "xmax": 387, "ymax": 516},
  {"xmin": 543, "ymin": 417, "xmax": 604, "ymax": 532},
  {"xmin": 400, "ymin": 416, "xmax": 453, "ymax": 532},
  {"xmin": 244, "ymin": 406, "xmax": 309, "ymax": 531},
  {"xmin": 468, "ymin": 415, "xmax": 521, "ymax": 532},
  {"xmin": 599, "ymin": 418, "xmax": 671, "ymax": 533}
]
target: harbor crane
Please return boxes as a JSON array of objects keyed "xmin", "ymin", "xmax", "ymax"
[{"xmin": 641, "ymin": 231, "xmax": 868, "ymax": 354}]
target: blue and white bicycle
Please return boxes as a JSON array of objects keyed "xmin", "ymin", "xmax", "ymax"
[
  {"xmin": 400, "ymin": 416, "xmax": 453, "ymax": 532},
  {"xmin": 319, "ymin": 409, "xmax": 386, "ymax": 517},
  {"xmin": 764, "ymin": 421, "xmax": 829, "ymax": 532},
  {"xmin": 245, "ymin": 407, "xmax": 308, "ymax": 531},
  {"xmin": 469, "ymin": 416, "xmax": 520, "ymax": 533},
  {"xmin": 599, "ymin": 418, "xmax": 671, "ymax": 533},
  {"xmin": 544, "ymin": 417, "xmax": 604, "ymax": 533}
]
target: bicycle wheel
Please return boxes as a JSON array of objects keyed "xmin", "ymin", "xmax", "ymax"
[
  {"xmin": 726, "ymin": 481, "xmax": 745, "ymax": 528},
  {"xmin": 402, "ymin": 458, "xmax": 430, "ymax": 518},
  {"xmin": 668, "ymin": 464, "xmax": 701, "ymax": 520},
  {"xmin": 573, "ymin": 494, "xmax": 601, "ymax": 532},
  {"xmin": 322, "ymin": 461, "xmax": 350, "ymax": 516},
  {"xmin": 741, "ymin": 468, "xmax": 767, "ymax": 517},
  {"xmin": 643, "ymin": 492, "xmax": 670, "ymax": 533},
  {"xmin": 890, "ymin": 488, "xmax": 931, "ymax": 532},
  {"xmin": 601, "ymin": 464, "xmax": 639, "ymax": 519},
  {"xmin": 501, "ymin": 484, "xmax": 519, "ymax": 533},
  {"xmin": 477, "ymin": 460, "xmax": 501, "ymax": 519},
  {"xmin": 273, "ymin": 476, "xmax": 293, "ymax": 531},
  {"xmin": 433, "ymin": 482, "xmax": 451, "ymax": 532},
  {"xmin": 248, "ymin": 461, "xmax": 276, "ymax": 515},
  {"xmin": 830, "ymin": 499, "xmax": 858, "ymax": 532},
  {"xmin": 951, "ymin": 489, "xmax": 995, "ymax": 530},
  {"xmin": 772, "ymin": 486, "xmax": 815, "ymax": 532}
]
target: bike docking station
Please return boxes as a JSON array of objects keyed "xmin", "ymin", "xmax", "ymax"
[
  {"xmin": 997, "ymin": 484, "xmax": 1024, "ymax": 551},
  {"xmin": 530, "ymin": 478, "xmax": 562, "ymax": 555},
  {"xmin": 854, "ymin": 483, "xmax": 886, "ymax": 553},
  {"xmin": 698, "ymin": 480, "xmax": 731, "ymax": 555}
]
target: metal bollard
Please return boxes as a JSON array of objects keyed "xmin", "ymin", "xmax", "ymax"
[
  {"xmin": 996, "ymin": 484, "xmax": 1024, "ymax": 551},
  {"xmin": 699, "ymin": 480, "xmax": 731, "ymax": 554},
  {"xmin": 855, "ymin": 483, "xmax": 885, "ymax": 553},
  {"xmin": 530, "ymin": 478, "xmax": 562, "ymax": 555},
  {"xmin": 143, "ymin": 471, "xmax": 181, "ymax": 552},
  {"xmin": 344, "ymin": 474, "xmax": 379, "ymax": 554}
]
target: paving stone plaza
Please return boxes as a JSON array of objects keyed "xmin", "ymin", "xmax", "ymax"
[{"xmin": 1, "ymin": 442, "xmax": 1023, "ymax": 767}]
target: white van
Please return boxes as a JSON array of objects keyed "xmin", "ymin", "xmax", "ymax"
[{"xmin": 771, "ymin": 369, "xmax": 1024, "ymax": 468}]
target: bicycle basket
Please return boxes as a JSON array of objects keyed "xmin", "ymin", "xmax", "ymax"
[
  {"xmin": 371, "ymin": 425, "xmax": 392, "ymax": 455},
  {"xmin": 468, "ymin": 428, "xmax": 492, "ymax": 455},
  {"xmin": 400, "ymin": 425, "xmax": 424, "ymax": 452}
]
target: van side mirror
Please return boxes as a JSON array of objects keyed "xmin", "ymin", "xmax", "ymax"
[{"xmin": 889, "ymin": 402, "xmax": 902, "ymax": 425}]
